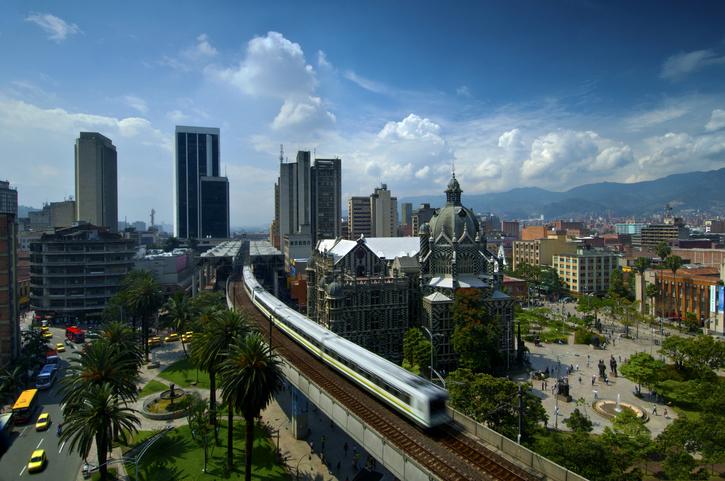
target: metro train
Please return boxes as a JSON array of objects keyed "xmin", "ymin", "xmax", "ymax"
[{"xmin": 241, "ymin": 266, "xmax": 450, "ymax": 428}]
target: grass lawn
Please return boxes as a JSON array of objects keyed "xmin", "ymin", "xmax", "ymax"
[
  {"xmin": 138, "ymin": 379, "xmax": 168, "ymax": 398},
  {"xmin": 123, "ymin": 420, "xmax": 288, "ymax": 481},
  {"xmin": 91, "ymin": 467, "xmax": 118, "ymax": 480},
  {"xmin": 158, "ymin": 357, "xmax": 210, "ymax": 389}
]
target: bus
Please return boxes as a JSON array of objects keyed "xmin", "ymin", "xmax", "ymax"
[
  {"xmin": 35, "ymin": 364, "xmax": 58, "ymax": 390},
  {"xmin": 66, "ymin": 326, "xmax": 85, "ymax": 343},
  {"xmin": 12, "ymin": 389, "xmax": 39, "ymax": 424}
]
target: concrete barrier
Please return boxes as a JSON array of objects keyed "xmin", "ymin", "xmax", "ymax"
[{"xmin": 448, "ymin": 406, "xmax": 588, "ymax": 481}]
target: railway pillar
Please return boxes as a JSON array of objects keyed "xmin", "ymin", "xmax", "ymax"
[{"xmin": 290, "ymin": 385, "xmax": 309, "ymax": 440}]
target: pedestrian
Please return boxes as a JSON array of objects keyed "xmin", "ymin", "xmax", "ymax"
[
  {"xmin": 310, "ymin": 440, "xmax": 314, "ymax": 452},
  {"xmin": 541, "ymin": 381, "xmax": 545, "ymax": 390},
  {"xmin": 578, "ymin": 374, "xmax": 582, "ymax": 384},
  {"xmin": 593, "ymin": 390, "xmax": 598, "ymax": 400},
  {"xmin": 663, "ymin": 407, "xmax": 668, "ymax": 418},
  {"xmin": 575, "ymin": 364, "xmax": 579, "ymax": 372},
  {"xmin": 591, "ymin": 374, "xmax": 596, "ymax": 386},
  {"xmin": 652, "ymin": 404, "xmax": 658, "ymax": 415}
]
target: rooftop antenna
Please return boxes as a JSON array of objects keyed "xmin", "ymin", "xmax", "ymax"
[{"xmin": 279, "ymin": 144, "xmax": 284, "ymax": 164}]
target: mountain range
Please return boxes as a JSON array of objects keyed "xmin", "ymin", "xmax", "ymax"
[{"xmin": 399, "ymin": 167, "xmax": 725, "ymax": 220}]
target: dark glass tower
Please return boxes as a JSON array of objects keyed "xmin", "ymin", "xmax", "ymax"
[{"xmin": 174, "ymin": 126, "xmax": 229, "ymax": 238}]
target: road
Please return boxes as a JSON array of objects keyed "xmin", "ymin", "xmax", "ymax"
[{"xmin": 0, "ymin": 327, "xmax": 84, "ymax": 481}]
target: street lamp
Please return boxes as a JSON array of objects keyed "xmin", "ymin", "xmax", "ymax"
[
  {"xmin": 295, "ymin": 453, "xmax": 312, "ymax": 480},
  {"xmin": 421, "ymin": 326, "xmax": 444, "ymax": 382}
]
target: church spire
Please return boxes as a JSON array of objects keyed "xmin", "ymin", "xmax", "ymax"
[{"xmin": 445, "ymin": 173, "xmax": 462, "ymax": 206}]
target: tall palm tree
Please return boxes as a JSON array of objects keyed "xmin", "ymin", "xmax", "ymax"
[
  {"xmin": 633, "ymin": 257, "xmax": 651, "ymax": 314},
  {"xmin": 664, "ymin": 255, "xmax": 684, "ymax": 327},
  {"xmin": 654, "ymin": 242, "xmax": 672, "ymax": 322},
  {"xmin": 61, "ymin": 339, "xmax": 139, "ymax": 407},
  {"xmin": 0, "ymin": 365, "xmax": 26, "ymax": 402},
  {"xmin": 191, "ymin": 309, "xmax": 249, "ymax": 434},
  {"xmin": 164, "ymin": 292, "xmax": 194, "ymax": 357},
  {"xmin": 124, "ymin": 271, "xmax": 164, "ymax": 362},
  {"xmin": 60, "ymin": 383, "xmax": 139, "ymax": 481},
  {"xmin": 219, "ymin": 333, "xmax": 283, "ymax": 479},
  {"xmin": 101, "ymin": 320, "xmax": 143, "ymax": 368}
]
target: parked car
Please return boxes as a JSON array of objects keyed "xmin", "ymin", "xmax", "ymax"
[{"xmin": 164, "ymin": 333, "xmax": 180, "ymax": 343}]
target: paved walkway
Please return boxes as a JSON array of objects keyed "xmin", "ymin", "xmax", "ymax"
[{"xmin": 524, "ymin": 304, "xmax": 677, "ymax": 436}]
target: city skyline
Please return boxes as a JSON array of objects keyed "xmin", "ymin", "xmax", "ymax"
[{"xmin": 2, "ymin": 1, "xmax": 725, "ymax": 227}]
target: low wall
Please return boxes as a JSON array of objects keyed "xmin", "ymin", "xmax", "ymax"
[{"xmin": 447, "ymin": 407, "xmax": 588, "ymax": 481}]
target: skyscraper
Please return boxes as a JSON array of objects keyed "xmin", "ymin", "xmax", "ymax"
[
  {"xmin": 277, "ymin": 151, "xmax": 342, "ymax": 246},
  {"xmin": 75, "ymin": 132, "xmax": 118, "ymax": 232},
  {"xmin": 401, "ymin": 202, "xmax": 413, "ymax": 226},
  {"xmin": 370, "ymin": 184, "xmax": 398, "ymax": 237},
  {"xmin": 175, "ymin": 126, "xmax": 229, "ymax": 239},
  {"xmin": 310, "ymin": 157, "xmax": 341, "ymax": 241},
  {"xmin": 347, "ymin": 196, "xmax": 371, "ymax": 239},
  {"xmin": 0, "ymin": 181, "xmax": 19, "ymax": 366}
]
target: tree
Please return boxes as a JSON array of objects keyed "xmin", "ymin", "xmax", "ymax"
[
  {"xmin": 645, "ymin": 283, "xmax": 659, "ymax": 316},
  {"xmin": 663, "ymin": 255, "xmax": 684, "ymax": 325},
  {"xmin": 619, "ymin": 352, "xmax": 664, "ymax": 393},
  {"xmin": 61, "ymin": 338, "xmax": 140, "ymax": 407},
  {"xmin": 534, "ymin": 431, "xmax": 616, "ymax": 481},
  {"xmin": 163, "ymin": 236, "xmax": 180, "ymax": 252},
  {"xmin": 683, "ymin": 335, "xmax": 725, "ymax": 372},
  {"xmin": 577, "ymin": 295, "xmax": 605, "ymax": 330},
  {"xmin": 563, "ymin": 408, "xmax": 593, "ymax": 433},
  {"xmin": 21, "ymin": 328, "xmax": 50, "ymax": 365},
  {"xmin": 165, "ymin": 292, "xmax": 195, "ymax": 357},
  {"xmin": 219, "ymin": 333, "xmax": 283, "ymax": 479},
  {"xmin": 608, "ymin": 267, "xmax": 630, "ymax": 300},
  {"xmin": 660, "ymin": 335, "xmax": 688, "ymax": 369},
  {"xmin": 191, "ymin": 308, "xmax": 249, "ymax": 434},
  {"xmin": 402, "ymin": 328, "xmax": 431, "ymax": 375},
  {"xmin": 100, "ymin": 320, "xmax": 143, "ymax": 368},
  {"xmin": 540, "ymin": 267, "xmax": 565, "ymax": 299},
  {"xmin": 124, "ymin": 270, "xmax": 164, "ymax": 361},
  {"xmin": 655, "ymin": 242, "xmax": 671, "ymax": 262},
  {"xmin": 633, "ymin": 257, "xmax": 651, "ymax": 314},
  {"xmin": 0, "ymin": 365, "xmax": 26, "ymax": 402},
  {"xmin": 60, "ymin": 383, "xmax": 140, "ymax": 481},
  {"xmin": 451, "ymin": 322, "xmax": 500, "ymax": 374},
  {"xmin": 187, "ymin": 395, "xmax": 213, "ymax": 473},
  {"xmin": 447, "ymin": 369, "xmax": 547, "ymax": 443},
  {"xmin": 601, "ymin": 410, "xmax": 654, "ymax": 474}
]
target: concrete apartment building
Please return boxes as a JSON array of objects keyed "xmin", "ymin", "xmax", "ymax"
[
  {"xmin": 347, "ymin": 196, "xmax": 372, "ymax": 239},
  {"xmin": 0, "ymin": 181, "xmax": 19, "ymax": 366},
  {"xmin": 30, "ymin": 224, "xmax": 135, "ymax": 323},
  {"xmin": 636, "ymin": 217, "xmax": 688, "ymax": 249},
  {"xmin": 512, "ymin": 234, "xmax": 579, "ymax": 270},
  {"xmin": 310, "ymin": 157, "xmax": 342, "ymax": 242},
  {"xmin": 521, "ymin": 225, "xmax": 549, "ymax": 241},
  {"xmin": 502, "ymin": 220, "xmax": 520, "ymax": 239},
  {"xmin": 411, "ymin": 203, "xmax": 436, "ymax": 238},
  {"xmin": 615, "ymin": 222, "xmax": 647, "ymax": 235},
  {"xmin": 553, "ymin": 247, "xmax": 620, "ymax": 294},
  {"xmin": 75, "ymin": 132, "xmax": 118, "ymax": 232},
  {"xmin": 371, "ymin": 184, "xmax": 398, "ymax": 237},
  {"xmin": 29, "ymin": 200, "xmax": 76, "ymax": 231},
  {"xmin": 174, "ymin": 126, "xmax": 230, "ymax": 239}
]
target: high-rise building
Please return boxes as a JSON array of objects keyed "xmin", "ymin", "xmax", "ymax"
[
  {"xmin": 411, "ymin": 203, "xmax": 436, "ymax": 237},
  {"xmin": 347, "ymin": 196, "xmax": 371, "ymax": 239},
  {"xmin": 174, "ymin": 126, "xmax": 229, "ymax": 239},
  {"xmin": 0, "ymin": 181, "xmax": 19, "ymax": 366},
  {"xmin": 502, "ymin": 220, "xmax": 520, "ymax": 239},
  {"xmin": 278, "ymin": 151, "xmax": 311, "ymax": 246},
  {"xmin": 29, "ymin": 200, "xmax": 76, "ymax": 231},
  {"xmin": 370, "ymin": 184, "xmax": 397, "ymax": 237},
  {"xmin": 75, "ymin": 132, "xmax": 118, "ymax": 232},
  {"xmin": 401, "ymin": 202, "xmax": 413, "ymax": 226},
  {"xmin": 310, "ymin": 158, "xmax": 341, "ymax": 242}
]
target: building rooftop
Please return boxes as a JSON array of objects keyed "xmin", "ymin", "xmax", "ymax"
[
  {"xmin": 201, "ymin": 240, "xmax": 243, "ymax": 258},
  {"xmin": 317, "ymin": 237, "xmax": 419, "ymax": 263},
  {"xmin": 249, "ymin": 240, "xmax": 282, "ymax": 258}
]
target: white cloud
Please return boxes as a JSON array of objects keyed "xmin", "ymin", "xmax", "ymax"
[
  {"xmin": 456, "ymin": 85, "xmax": 472, "ymax": 97},
  {"xmin": 661, "ymin": 49, "xmax": 725, "ymax": 80},
  {"xmin": 124, "ymin": 95, "xmax": 148, "ymax": 114},
  {"xmin": 378, "ymin": 114, "xmax": 442, "ymax": 141},
  {"xmin": 160, "ymin": 33, "xmax": 217, "ymax": 72},
  {"xmin": 497, "ymin": 128, "xmax": 524, "ymax": 150},
  {"xmin": 626, "ymin": 105, "xmax": 689, "ymax": 130},
  {"xmin": 166, "ymin": 109, "xmax": 189, "ymax": 123},
  {"xmin": 317, "ymin": 50, "xmax": 332, "ymax": 69},
  {"xmin": 210, "ymin": 31, "xmax": 317, "ymax": 99},
  {"xmin": 186, "ymin": 33, "xmax": 217, "ymax": 60},
  {"xmin": 272, "ymin": 96, "xmax": 336, "ymax": 130},
  {"xmin": 705, "ymin": 109, "xmax": 725, "ymax": 132},
  {"xmin": 25, "ymin": 13, "xmax": 81, "ymax": 42},
  {"xmin": 344, "ymin": 70, "xmax": 390, "ymax": 94}
]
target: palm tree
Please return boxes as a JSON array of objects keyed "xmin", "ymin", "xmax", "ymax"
[
  {"xmin": 633, "ymin": 257, "xmax": 651, "ymax": 314},
  {"xmin": 124, "ymin": 271, "xmax": 164, "ymax": 362},
  {"xmin": 164, "ymin": 292, "xmax": 194, "ymax": 357},
  {"xmin": 191, "ymin": 309, "xmax": 249, "ymax": 435},
  {"xmin": 61, "ymin": 338, "xmax": 139, "ymax": 407},
  {"xmin": 654, "ymin": 242, "xmax": 671, "ymax": 322},
  {"xmin": 219, "ymin": 333, "xmax": 283, "ymax": 478},
  {"xmin": 101, "ymin": 320, "xmax": 143, "ymax": 368},
  {"xmin": 0, "ymin": 365, "xmax": 26, "ymax": 402},
  {"xmin": 60, "ymin": 383, "xmax": 139, "ymax": 481},
  {"xmin": 663, "ymin": 255, "xmax": 684, "ymax": 327}
]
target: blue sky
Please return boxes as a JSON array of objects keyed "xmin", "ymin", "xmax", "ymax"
[{"xmin": 2, "ymin": 1, "xmax": 725, "ymax": 227}]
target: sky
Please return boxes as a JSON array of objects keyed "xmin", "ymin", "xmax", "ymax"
[{"xmin": 2, "ymin": 1, "xmax": 725, "ymax": 228}]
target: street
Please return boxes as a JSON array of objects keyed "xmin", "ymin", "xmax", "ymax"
[{"xmin": 0, "ymin": 326, "xmax": 83, "ymax": 481}]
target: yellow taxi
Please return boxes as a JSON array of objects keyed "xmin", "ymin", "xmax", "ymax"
[
  {"xmin": 42, "ymin": 330, "xmax": 53, "ymax": 340},
  {"xmin": 40, "ymin": 326, "xmax": 49, "ymax": 333},
  {"xmin": 148, "ymin": 336, "xmax": 162, "ymax": 348},
  {"xmin": 35, "ymin": 412, "xmax": 51, "ymax": 431},
  {"xmin": 181, "ymin": 331, "xmax": 194, "ymax": 343},
  {"xmin": 164, "ymin": 333, "xmax": 180, "ymax": 343},
  {"xmin": 56, "ymin": 342, "xmax": 65, "ymax": 353},
  {"xmin": 28, "ymin": 449, "xmax": 47, "ymax": 473}
]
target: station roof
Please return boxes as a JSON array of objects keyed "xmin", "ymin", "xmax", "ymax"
[
  {"xmin": 201, "ymin": 240, "xmax": 243, "ymax": 259},
  {"xmin": 249, "ymin": 240, "xmax": 282, "ymax": 258}
]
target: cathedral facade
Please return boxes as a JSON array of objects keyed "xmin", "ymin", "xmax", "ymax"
[{"xmin": 418, "ymin": 174, "xmax": 515, "ymax": 372}]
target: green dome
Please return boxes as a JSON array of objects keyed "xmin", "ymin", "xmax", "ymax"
[{"xmin": 429, "ymin": 204, "xmax": 479, "ymax": 241}]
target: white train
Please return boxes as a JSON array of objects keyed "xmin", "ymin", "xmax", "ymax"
[{"xmin": 241, "ymin": 266, "xmax": 450, "ymax": 428}]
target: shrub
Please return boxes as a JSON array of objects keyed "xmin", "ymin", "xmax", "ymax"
[{"xmin": 574, "ymin": 327, "xmax": 605, "ymax": 346}]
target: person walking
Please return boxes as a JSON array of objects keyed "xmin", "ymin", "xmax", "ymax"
[
  {"xmin": 591, "ymin": 374, "xmax": 596, "ymax": 386},
  {"xmin": 652, "ymin": 404, "xmax": 658, "ymax": 415}
]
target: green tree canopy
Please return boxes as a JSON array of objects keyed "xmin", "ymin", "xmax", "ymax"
[
  {"xmin": 451, "ymin": 322, "xmax": 500, "ymax": 374},
  {"xmin": 620, "ymin": 352, "xmax": 665, "ymax": 391},
  {"xmin": 563, "ymin": 408, "xmax": 593, "ymax": 433}
]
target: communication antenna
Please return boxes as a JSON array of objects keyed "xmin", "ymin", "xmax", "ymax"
[{"xmin": 279, "ymin": 144, "xmax": 284, "ymax": 164}]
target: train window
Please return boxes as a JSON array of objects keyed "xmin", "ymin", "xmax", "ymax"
[
  {"xmin": 429, "ymin": 397, "xmax": 447, "ymax": 414},
  {"xmin": 400, "ymin": 392, "xmax": 411, "ymax": 404}
]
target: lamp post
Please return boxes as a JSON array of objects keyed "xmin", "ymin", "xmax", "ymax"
[
  {"xmin": 421, "ymin": 326, "xmax": 443, "ymax": 382},
  {"xmin": 295, "ymin": 453, "xmax": 312, "ymax": 481}
]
